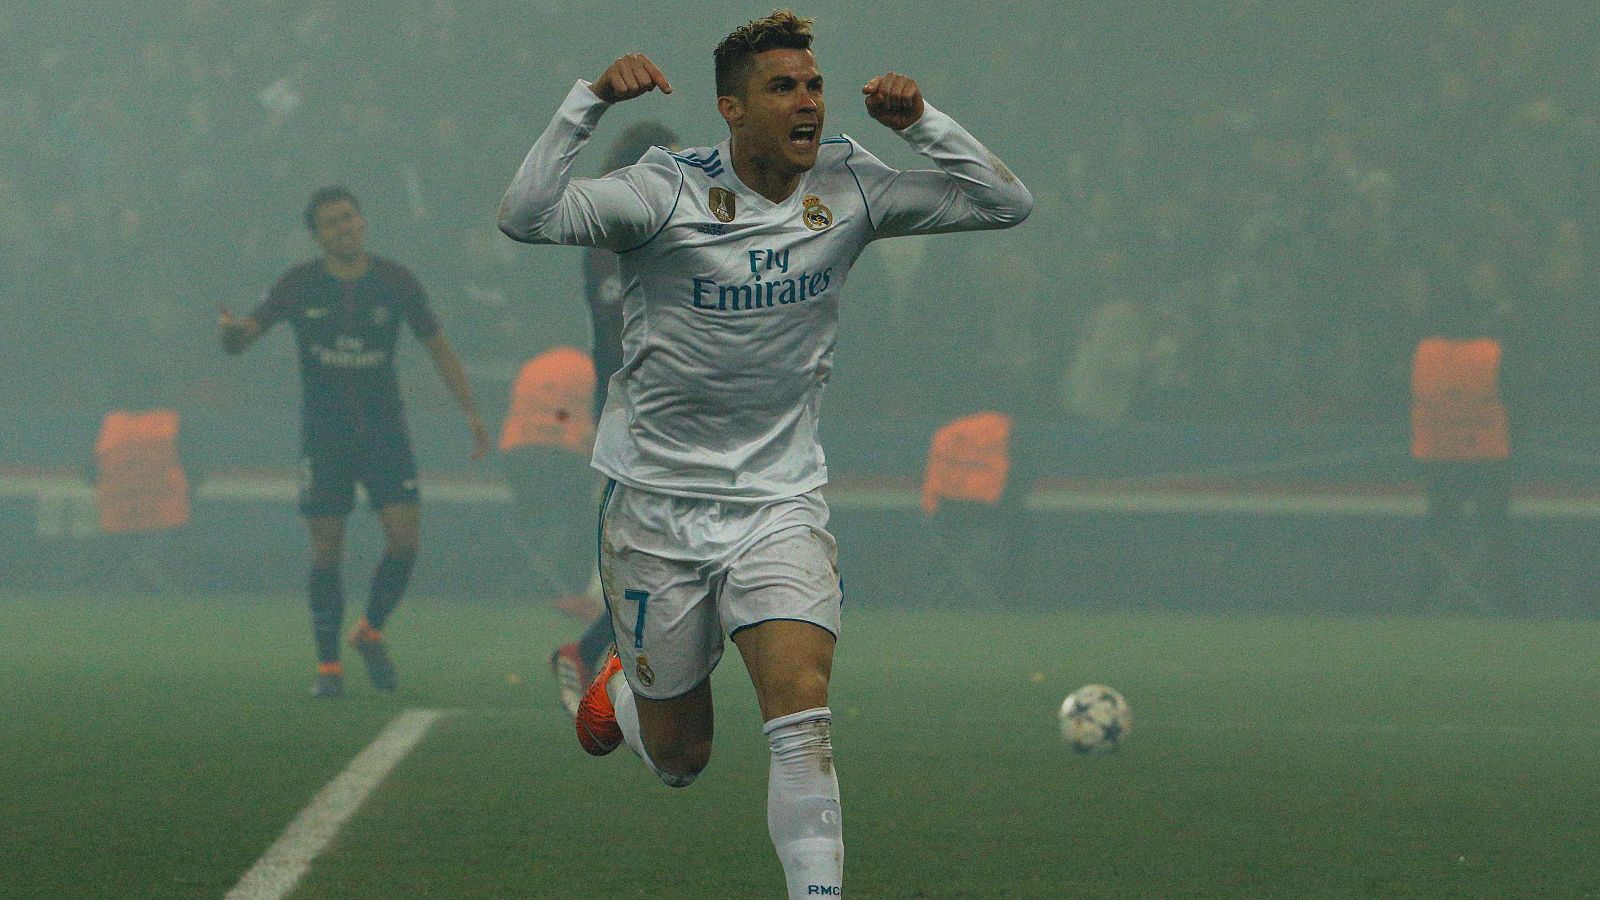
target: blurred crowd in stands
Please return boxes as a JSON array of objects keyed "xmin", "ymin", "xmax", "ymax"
[{"xmin": 3, "ymin": 2, "xmax": 1596, "ymax": 430}]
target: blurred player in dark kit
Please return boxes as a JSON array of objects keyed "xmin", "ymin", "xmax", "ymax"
[{"xmin": 220, "ymin": 186, "xmax": 491, "ymax": 697}]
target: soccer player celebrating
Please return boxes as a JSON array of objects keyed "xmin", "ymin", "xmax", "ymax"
[
  {"xmin": 220, "ymin": 187, "xmax": 491, "ymax": 698},
  {"xmin": 498, "ymin": 10, "xmax": 1031, "ymax": 897}
]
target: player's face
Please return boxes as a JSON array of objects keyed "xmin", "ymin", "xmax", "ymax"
[
  {"xmin": 736, "ymin": 48, "xmax": 825, "ymax": 174},
  {"xmin": 312, "ymin": 200, "xmax": 367, "ymax": 261}
]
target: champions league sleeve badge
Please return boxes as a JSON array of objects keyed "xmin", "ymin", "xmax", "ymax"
[
  {"xmin": 709, "ymin": 187, "xmax": 737, "ymax": 223},
  {"xmin": 801, "ymin": 195, "xmax": 833, "ymax": 231}
]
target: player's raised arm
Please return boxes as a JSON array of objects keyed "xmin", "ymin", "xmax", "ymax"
[
  {"xmin": 497, "ymin": 54, "xmax": 677, "ymax": 250},
  {"xmin": 854, "ymin": 71, "xmax": 1033, "ymax": 238}
]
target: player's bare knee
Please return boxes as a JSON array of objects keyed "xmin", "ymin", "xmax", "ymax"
[
  {"xmin": 382, "ymin": 526, "xmax": 421, "ymax": 559},
  {"xmin": 656, "ymin": 767, "xmax": 700, "ymax": 789},
  {"xmin": 649, "ymin": 739, "xmax": 712, "ymax": 788}
]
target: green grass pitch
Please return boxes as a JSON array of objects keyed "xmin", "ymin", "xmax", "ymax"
[{"xmin": 3, "ymin": 593, "xmax": 1598, "ymax": 898}]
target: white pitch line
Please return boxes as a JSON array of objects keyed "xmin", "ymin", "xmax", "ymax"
[{"xmin": 225, "ymin": 708, "xmax": 447, "ymax": 900}]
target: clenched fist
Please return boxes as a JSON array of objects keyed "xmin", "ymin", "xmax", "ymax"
[
  {"xmin": 863, "ymin": 72, "xmax": 924, "ymax": 130},
  {"xmin": 590, "ymin": 53, "xmax": 673, "ymax": 103}
]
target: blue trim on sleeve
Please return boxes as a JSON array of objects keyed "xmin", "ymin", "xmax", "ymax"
[
  {"xmin": 832, "ymin": 137, "xmax": 875, "ymax": 232},
  {"xmin": 667, "ymin": 149, "xmax": 724, "ymax": 178}
]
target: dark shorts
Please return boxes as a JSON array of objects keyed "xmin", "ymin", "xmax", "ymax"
[{"xmin": 298, "ymin": 432, "xmax": 419, "ymax": 517}]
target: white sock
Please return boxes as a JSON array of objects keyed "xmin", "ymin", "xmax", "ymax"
[
  {"xmin": 764, "ymin": 707, "xmax": 843, "ymax": 899},
  {"xmin": 607, "ymin": 673, "xmax": 696, "ymax": 787}
]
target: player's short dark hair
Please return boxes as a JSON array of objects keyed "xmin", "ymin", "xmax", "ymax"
[
  {"xmin": 304, "ymin": 186, "xmax": 360, "ymax": 231},
  {"xmin": 602, "ymin": 122, "xmax": 681, "ymax": 174},
  {"xmin": 714, "ymin": 9, "xmax": 815, "ymax": 98}
]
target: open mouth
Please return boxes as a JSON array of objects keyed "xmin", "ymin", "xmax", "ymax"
[{"xmin": 789, "ymin": 123, "xmax": 818, "ymax": 150}]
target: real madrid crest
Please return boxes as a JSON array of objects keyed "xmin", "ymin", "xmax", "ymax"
[
  {"xmin": 636, "ymin": 654, "xmax": 656, "ymax": 688},
  {"xmin": 801, "ymin": 194, "xmax": 832, "ymax": 231},
  {"xmin": 709, "ymin": 187, "xmax": 737, "ymax": 224}
]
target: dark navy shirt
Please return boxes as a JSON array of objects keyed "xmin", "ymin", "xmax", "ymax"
[{"xmin": 252, "ymin": 255, "xmax": 439, "ymax": 444}]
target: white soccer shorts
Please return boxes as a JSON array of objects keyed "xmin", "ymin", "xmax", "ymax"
[{"xmin": 598, "ymin": 481, "xmax": 843, "ymax": 700}]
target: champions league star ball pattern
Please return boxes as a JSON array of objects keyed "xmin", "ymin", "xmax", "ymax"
[{"xmin": 1058, "ymin": 685, "xmax": 1131, "ymax": 754}]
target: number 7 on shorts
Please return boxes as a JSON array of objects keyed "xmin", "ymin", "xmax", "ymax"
[{"xmin": 624, "ymin": 589, "xmax": 649, "ymax": 649}]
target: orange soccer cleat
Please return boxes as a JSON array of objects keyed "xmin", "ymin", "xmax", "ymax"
[{"xmin": 575, "ymin": 650, "xmax": 624, "ymax": 756}]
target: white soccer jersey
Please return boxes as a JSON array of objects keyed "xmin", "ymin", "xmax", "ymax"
[{"xmin": 500, "ymin": 80, "xmax": 1032, "ymax": 502}]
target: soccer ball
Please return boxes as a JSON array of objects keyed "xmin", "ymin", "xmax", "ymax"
[{"xmin": 1058, "ymin": 684, "xmax": 1131, "ymax": 754}]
